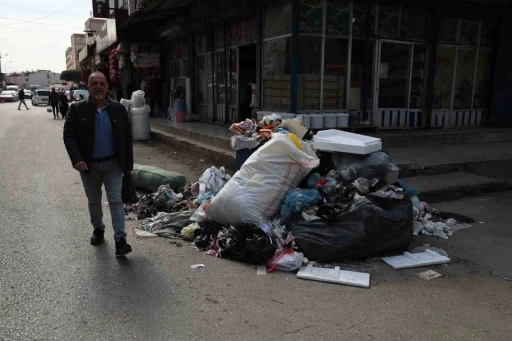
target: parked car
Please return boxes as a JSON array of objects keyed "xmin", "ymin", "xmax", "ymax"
[
  {"xmin": 64, "ymin": 90, "xmax": 72, "ymax": 102},
  {"xmin": 6, "ymin": 85, "xmax": 19, "ymax": 93},
  {"xmin": 72, "ymin": 89, "xmax": 89, "ymax": 101},
  {"xmin": 32, "ymin": 89, "xmax": 51, "ymax": 106},
  {"xmin": 0, "ymin": 91, "xmax": 16, "ymax": 102},
  {"xmin": 23, "ymin": 89, "xmax": 33, "ymax": 99}
]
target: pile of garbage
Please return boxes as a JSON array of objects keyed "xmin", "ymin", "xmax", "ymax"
[{"xmin": 126, "ymin": 113, "xmax": 469, "ymax": 285}]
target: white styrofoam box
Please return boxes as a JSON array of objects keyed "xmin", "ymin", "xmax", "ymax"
[
  {"xmin": 313, "ymin": 129, "xmax": 382, "ymax": 154},
  {"xmin": 336, "ymin": 113, "xmax": 349, "ymax": 128},
  {"xmin": 310, "ymin": 114, "xmax": 325, "ymax": 129},
  {"xmin": 297, "ymin": 264, "xmax": 370, "ymax": 288},
  {"xmin": 324, "ymin": 113, "xmax": 338, "ymax": 128},
  {"xmin": 381, "ymin": 250, "xmax": 451, "ymax": 270},
  {"xmin": 280, "ymin": 113, "xmax": 296, "ymax": 120}
]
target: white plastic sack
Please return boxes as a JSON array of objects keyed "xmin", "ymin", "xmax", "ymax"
[
  {"xmin": 131, "ymin": 90, "xmax": 145, "ymax": 108},
  {"xmin": 207, "ymin": 133, "xmax": 320, "ymax": 226}
]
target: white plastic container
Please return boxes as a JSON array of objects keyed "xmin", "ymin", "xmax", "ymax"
[
  {"xmin": 336, "ymin": 113, "xmax": 349, "ymax": 128},
  {"xmin": 298, "ymin": 115, "xmax": 311, "ymax": 129},
  {"xmin": 310, "ymin": 114, "xmax": 325, "ymax": 130},
  {"xmin": 280, "ymin": 113, "xmax": 296, "ymax": 120},
  {"xmin": 131, "ymin": 105, "xmax": 151, "ymax": 141},
  {"xmin": 257, "ymin": 111, "xmax": 272, "ymax": 120},
  {"xmin": 324, "ymin": 113, "xmax": 338, "ymax": 128},
  {"xmin": 313, "ymin": 129, "xmax": 382, "ymax": 154}
]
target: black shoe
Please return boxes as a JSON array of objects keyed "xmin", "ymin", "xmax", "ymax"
[
  {"xmin": 90, "ymin": 229, "xmax": 105, "ymax": 246},
  {"xmin": 115, "ymin": 238, "xmax": 132, "ymax": 256}
]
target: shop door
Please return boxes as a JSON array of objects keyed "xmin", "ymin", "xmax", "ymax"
[{"xmin": 375, "ymin": 40, "xmax": 427, "ymax": 128}]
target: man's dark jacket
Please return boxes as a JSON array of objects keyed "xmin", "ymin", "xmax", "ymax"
[
  {"xmin": 63, "ymin": 99, "xmax": 133, "ymax": 173},
  {"xmin": 18, "ymin": 89, "xmax": 25, "ymax": 100}
]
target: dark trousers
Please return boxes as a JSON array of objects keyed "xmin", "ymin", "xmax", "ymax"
[{"xmin": 50, "ymin": 104, "xmax": 59, "ymax": 117}]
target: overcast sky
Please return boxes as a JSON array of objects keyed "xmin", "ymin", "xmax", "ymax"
[{"xmin": 0, "ymin": 0, "xmax": 92, "ymax": 74}]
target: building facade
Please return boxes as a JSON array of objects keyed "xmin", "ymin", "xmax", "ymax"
[
  {"xmin": 10, "ymin": 70, "xmax": 61, "ymax": 88},
  {"xmin": 117, "ymin": 0, "xmax": 512, "ymax": 128},
  {"xmin": 65, "ymin": 47, "xmax": 74, "ymax": 70},
  {"xmin": 66, "ymin": 34, "xmax": 86, "ymax": 70}
]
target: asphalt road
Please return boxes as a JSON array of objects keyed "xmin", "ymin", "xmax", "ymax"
[{"xmin": 1, "ymin": 101, "xmax": 512, "ymax": 341}]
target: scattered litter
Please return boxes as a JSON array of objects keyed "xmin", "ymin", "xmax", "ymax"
[
  {"xmin": 190, "ymin": 264, "xmax": 205, "ymax": 269},
  {"xmin": 205, "ymin": 249, "xmax": 217, "ymax": 256},
  {"xmin": 381, "ymin": 250, "xmax": 451, "ymax": 269},
  {"xmin": 175, "ymin": 242, "xmax": 183, "ymax": 247},
  {"xmin": 297, "ymin": 264, "xmax": 370, "ymax": 288},
  {"xmin": 135, "ymin": 230, "xmax": 158, "ymax": 238},
  {"xmin": 257, "ymin": 265, "xmax": 267, "ymax": 275},
  {"xmin": 417, "ymin": 270, "xmax": 442, "ymax": 281}
]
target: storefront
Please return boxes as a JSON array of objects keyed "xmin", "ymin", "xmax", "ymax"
[{"xmin": 118, "ymin": 0, "xmax": 507, "ymax": 128}]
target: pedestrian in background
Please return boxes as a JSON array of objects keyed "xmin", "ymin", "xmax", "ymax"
[
  {"xmin": 59, "ymin": 90, "xmax": 69, "ymax": 119},
  {"xmin": 17, "ymin": 89, "xmax": 29, "ymax": 110},
  {"xmin": 48, "ymin": 87, "xmax": 60, "ymax": 119},
  {"xmin": 63, "ymin": 72, "xmax": 134, "ymax": 256}
]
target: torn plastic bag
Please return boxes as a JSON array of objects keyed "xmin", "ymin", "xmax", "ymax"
[
  {"xmin": 198, "ymin": 166, "xmax": 231, "ymax": 192},
  {"xmin": 216, "ymin": 223, "xmax": 277, "ymax": 264},
  {"xmin": 281, "ymin": 189, "xmax": 323, "ymax": 221},
  {"xmin": 333, "ymin": 151, "xmax": 399, "ymax": 185},
  {"xmin": 208, "ymin": 133, "xmax": 320, "ymax": 226},
  {"xmin": 267, "ymin": 249, "xmax": 304, "ymax": 272},
  {"xmin": 138, "ymin": 211, "xmax": 193, "ymax": 238},
  {"xmin": 289, "ymin": 196, "xmax": 413, "ymax": 262}
]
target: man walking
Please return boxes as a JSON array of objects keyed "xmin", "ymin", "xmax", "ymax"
[
  {"xmin": 18, "ymin": 89, "xmax": 29, "ymax": 110},
  {"xmin": 48, "ymin": 87, "xmax": 60, "ymax": 119},
  {"xmin": 63, "ymin": 72, "xmax": 134, "ymax": 256}
]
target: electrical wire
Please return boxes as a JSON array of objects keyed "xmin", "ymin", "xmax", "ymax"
[
  {"xmin": 0, "ymin": 1, "xmax": 86, "ymax": 17},
  {"xmin": 0, "ymin": 0, "xmax": 87, "ymax": 27},
  {"xmin": 0, "ymin": 17, "xmax": 84, "ymax": 29}
]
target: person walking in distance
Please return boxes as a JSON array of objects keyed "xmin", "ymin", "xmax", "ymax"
[
  {"xmin": 59, "ymin": 90, "xmax": 69, "ymax": 119},
  {"xmin": 17, "ymin": 89, "xmax": 29, "ymax": 110},
  {"xmin": 63, "ymin": 72, "xmax": 134, "ymax": 256},
  {"xmin": 48, "ymin": 87, "xmax": 60, "ymax": 119}
]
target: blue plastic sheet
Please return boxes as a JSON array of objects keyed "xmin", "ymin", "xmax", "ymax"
[{"xmin": 281, "ymin": 189, "xmax": 323, "ymax": 220}]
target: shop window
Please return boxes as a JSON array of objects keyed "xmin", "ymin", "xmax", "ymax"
[
  {"xmin": 454, "ymin": 48, "xmax": 477, "ymax": 109},
  {"xmin": 349, "ymin": 39, "xmax": 374, "ymax": 110},
  {"xmin": 325, "ymin": 1, "xmax": 350, "ymax": 36},
  {"xmin": 216, "ymin": 51, "xmax": 226, "ymax": 105},
  {"xmin": 460, "ymin": 20, "xmax": 479, "ymax": 45},
  {"xmin": 297, "ymin": 36, "xmax": 322, "ymax": 110},
  {"xmin": 473, "ymin": 49, "xmax": 492, "ymax": 108},
  {"xmin": 410, "ymin": 44, "xmax": 427, "ymax": 109},
  {"xmin": 353, "ymin": 2, "xmax": 375, "ymax": 37},
  {"xmin": 228, "ymin": 17, "xmax": 257, "ymax": 47},
  {"xmin": 227, "ymin": 49, "xmax": 238, "ymax": 106},
  {"xmin": 378, "ymin": 5, "xmax": 400, "ymax": 38},
  {"xmin": 264, "ymin": 0, "xmax": 293, "ymax": 38},
  {"xmin": 378, "ymin": 42, "xmax": 411, "ymax": 108},
  {"xmin": 174, "ymin": 36, "xmax": 184, "ymax": 60},
  {"xmin": 433, "ymin": 45, "xmax": 456, "ymax": 109},
  {"xmin": 480, "ymin": 21, "xmax": 494, "ymax": 47},
  {"xmin": 215, "ymin": 24, "xmax": 225, "ymax": 50},
  {"xmin": 323, "ymin": 38, "xmax": 348, "ymax": 110},
  {"xmin": 262, "ymin": 37, "xmax": 292, "ymax": 109},
  {"xmin": 196, "ymin": 55, "xmax": 207, "ymax": 103},
  {"xmin": 206, "ymin": 54, "xmax": 213, "ymax": 103},
  {"xmin": 299, "ymin": 0, "xmax": 323, "ymax": 35},
  {"xmin": 400, "ymin": 8, "xmax": 429, "ymax": 40},
  {"xmin": 438, "ymin": 18, "xmax": 457, "ymax": 43}
]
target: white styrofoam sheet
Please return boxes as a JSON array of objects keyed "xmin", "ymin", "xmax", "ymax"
[
  {"xmin": 313, "ymin": 129, "xmax": 382, "ymax": 155},
  {"xmin": 296, "ymin": 264, "xmax": 370, "ymax": 288},
  {"xmin": 381, "ymin": 250, "xmax": 451, "ymax": 270}
]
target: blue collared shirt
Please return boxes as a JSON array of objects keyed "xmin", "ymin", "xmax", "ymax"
[{"xmin": 92, "ymin": 104, "xmax": 116, "ymax": 159}]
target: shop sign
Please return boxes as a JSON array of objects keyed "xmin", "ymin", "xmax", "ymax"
[{"xmin": 92, "ymin": 0, "xmax": 110, "ymax": 19}]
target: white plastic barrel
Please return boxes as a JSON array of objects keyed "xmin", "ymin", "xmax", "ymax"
[
  {"xmin": 324, "ymin": 113, "xmax": 338, "ymax": 128},
  {"xmin": 310, "ymin": 114, "xmax": 325, "ymax": 130},
  {"xmin": 131, "ymin": 104, "xmax": 151, "ymax": 141}
]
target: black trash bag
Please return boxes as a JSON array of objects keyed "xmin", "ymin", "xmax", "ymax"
[
  {"xmin": 122, "ymin": 172, "xmax": 138, "ymax": 204},
  {"xmin": 194, "ymin": 221, "xmax": 227, "ymax": 249},
  {"xmin": 333, "ymin": 151, "xmax": 400, "ymax": 185},
  {"xmin": 216, "ymin": 223, "xmax": 276, "ymax": 264},
  {"xmin": 289, "ymin": 196, "xmax": 413, "ymax": 262}
]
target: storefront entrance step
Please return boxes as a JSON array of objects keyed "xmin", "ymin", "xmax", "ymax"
[
  {"xmin": 401, "ymin": 172, "xmax": 511, "ymax": 204},
  {"xmin": 151, "ymin": 128, "xmax": 235, "ymax": 170}
]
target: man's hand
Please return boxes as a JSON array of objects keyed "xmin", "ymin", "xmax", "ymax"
[{"xmin": 74, "ymin": 161, "xmax": 88, "ymax": 172}]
